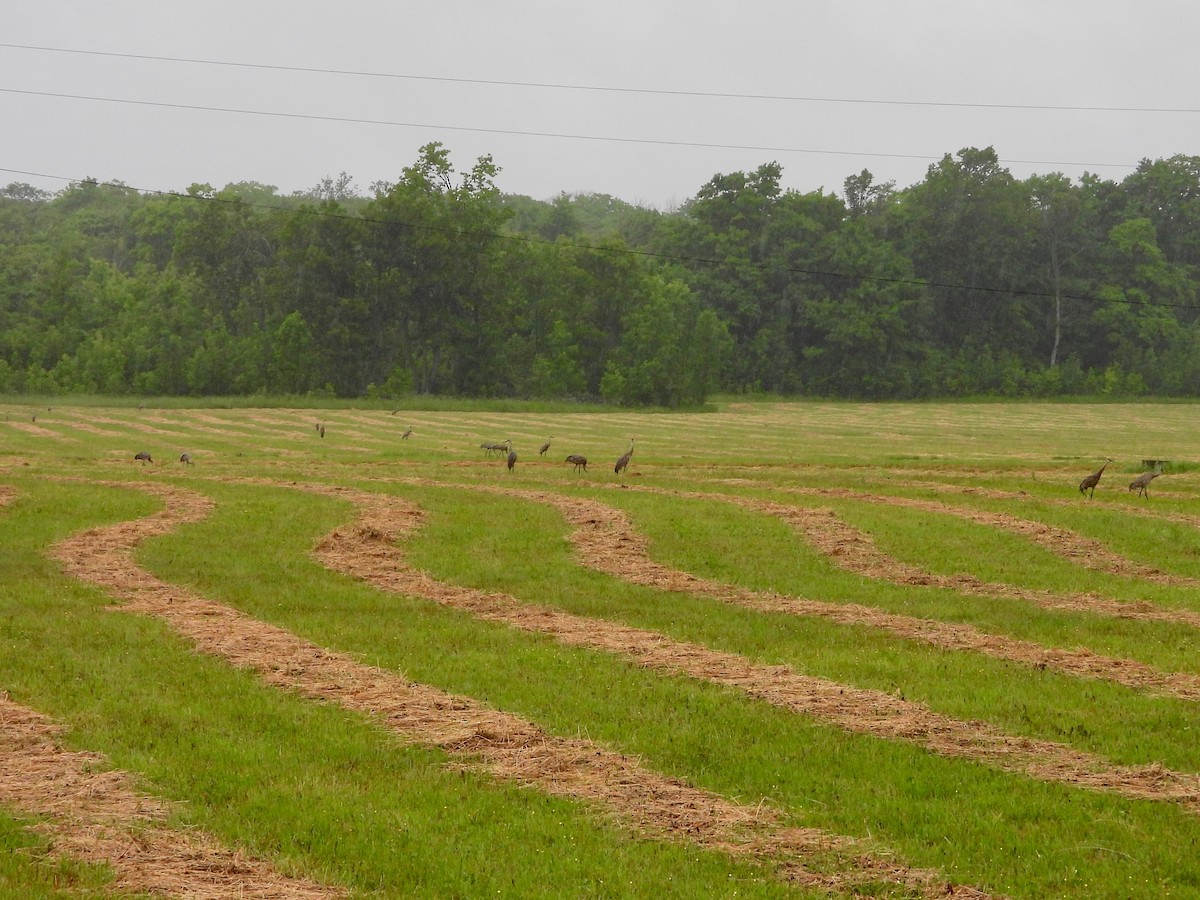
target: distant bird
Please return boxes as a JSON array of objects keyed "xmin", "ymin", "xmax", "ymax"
[
  {"xmin": 401, "ymin": 427, "xmax": 413, "ymax": 440},
  {"xmin": 390, "ymin": 409, "xmax": 401, "ymax": 416},
  {"xmin": 315, "ymin": 421, "xmax": 321, "ymax": 432},
  {"xmin": 319, "ymin": 424, "xmax": 325, "ymax": 438},
  {"xmin": 134, "ymin": 452, "xmax": 153, "ymax": 465},
  {"xmin": 481, "ymin": 440, "xmax": 506, "ymax": 457},
  {"xmin": 31, "ymin": 413, "xmax": 35, "ymax": 423},
  {"xmin": 1128, "ymin": 468, "xmax": 1163, "ymax": 498},
  {"xmin": 507, "ymin": 444, "xmax": 518, "ymax": 472},
  {"xmin": 179, "ymin": 452, "xmax": 193, "ymax": 466},
  {"xmin": 565, "ymin": 454, "xmax": 588, "ymax": 472},
  {"xmin": 1079, "ymin": 458, "xmax": 1113, "ymax": 498},
  {"xmin": 614, "ymin": 438, "xmax": 634, "ymax": 475},
  {"xmin": 539, "ymin": 437, "xmax": 552, "ymax": 456}
]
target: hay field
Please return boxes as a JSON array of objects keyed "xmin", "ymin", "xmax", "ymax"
[{"xmin": 3, "ymin": 400, "xmax": 1200, "ymax": 898}]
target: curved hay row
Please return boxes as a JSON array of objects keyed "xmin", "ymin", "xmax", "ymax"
[
  {"xmin": 0, "ymin": 695, "xmax": 346, "ymax": 900},
  {"xmin": 299, "ymin": 481, "xmax": 1200, "ymax": 815},
  {"xmin": 48, "ymin": 481, "xmax": 973, "ymax": 899},
  {"xmin": 759, "ymin": 497, "xmax": 1200, "ymax": 629},
  {"xmin": 463, "ymin": 487, "xmax": 1200, "ymax": 705},
  {"xmin": 670, "ymin": 483, "xmax": 1200, "ymax": 631},
  {"xmin": 781, "ymin": 484, "xmax": 1198, "ymax": 588}
]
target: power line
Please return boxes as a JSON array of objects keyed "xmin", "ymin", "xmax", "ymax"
[
  {"xmin": 3, "ymin": 41, "xmax": 1198, "ymax": 115},
  {"xmin": 2, "ymin": 164, "xmax": 1194, "ymax": 315},
  {"xmin": 0, "ymin": 86, "xmax": 1139, "ymax": 172}
]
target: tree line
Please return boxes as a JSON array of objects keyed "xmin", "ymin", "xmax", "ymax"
[{"xmin": 1, "ymin": 143, "xmax": 1198, "ymax": 403}]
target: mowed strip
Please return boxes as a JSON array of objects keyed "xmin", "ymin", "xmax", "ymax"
[
  {"xmin": 0, "ymin": 694, "xmax": 344, "ymax": 900},
  {"xmin": 682, "ymin": 482, "xmax": 1200, "ymax": 630},
  {"xmin": 47, "ymin": 480, "xmax": 976, "ymax": 899},
  {"xmin": 468, "ymin": 483, "xmax": 1200, "ymax": 702},
  {"xmin": 300, "ymin": 481, "xmax": 1200, "ymax": 813},
  {"xmin": 783, "ymin": 485, "xmax": 1200, "ymax": 591}
]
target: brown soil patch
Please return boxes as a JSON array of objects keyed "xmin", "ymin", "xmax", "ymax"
[
  {"xmin": 301, "ymin": 481, "xmax": 1200, "ymax": 815},
  {"xmin": 0, "ymin": 694, "xmax": 344, "ymax": 899},
  {"xmin": 47, "ymin": 480, "xmax": 973, "ymax": 898}
]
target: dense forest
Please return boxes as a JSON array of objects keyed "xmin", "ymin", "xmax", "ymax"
[{"xmin": 2, "ymin": 143, "xmax": 1199, "ymax": 403}]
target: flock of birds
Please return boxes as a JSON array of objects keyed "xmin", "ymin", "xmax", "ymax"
[
  {"xmin": 478, "ymin": 436, "xmax": 635, "ymax": 475},
  {"xmin": 115, "ymin": 416, "xmax": 1161, "ymax": 496},
  {"xmin": 1079, "ymin": 457, "xmax": 1164, "ymax": 498},
  {"xmin": 127, "ymin": 420, "xmax": 638, "ymax": 477}
]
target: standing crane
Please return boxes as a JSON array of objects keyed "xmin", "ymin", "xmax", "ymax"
[
  {"xmin": 614, "ymin": 438, "xmax": 634, "ymax": 475},
  {"xmin": 1079, "ymin": 458, "xmax": 1113, "ymax": 498},
  {"xmin": 401, "ymin": 427, "xmax": 413, "ymax": 440},
  {"xmin": 539, "ymin": 437, "xmax": 552, "ymax": 456},
  {"xmin": 507, "ymin": 441, "xmax": 518, "ymax": 472}
]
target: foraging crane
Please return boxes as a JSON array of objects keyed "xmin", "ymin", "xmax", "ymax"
[
  {"xmin": 565, "ymin": 454, "xmax": 588, "ymax": 472},
  {"xmin": 1078, "ymin": 458, "xmax": 1112, "ymax": 498},
  {"xmin": 1128, "ymin": 468, "xmax": 1162, "ymax": 499},
  {"xmin": 401, "ymin": 427, "xmax": 413, "ymax": 440},
  {"xmin": 179, "ymin": 452, "xmax": 193, "ymax": 466},
  {"xmin": 614, "ymin": 439, "xmax": 634, "ymax": 475},
  {"xmin": 134, "ymin": 452, "xmax": 153, "ymax": 465}
]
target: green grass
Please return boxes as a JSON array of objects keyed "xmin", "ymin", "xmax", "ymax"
[{"xmin": 6, "ymin": 400, "xmax": 1200, "ymax": 898}]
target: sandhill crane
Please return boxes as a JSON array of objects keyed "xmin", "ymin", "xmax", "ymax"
[
  {"xmin": 614, "ymin": 439, "xmax": 634, "ymax": 475},
  {"xmin": 179, "ymin": 452, "xmax": 193, "ymax": 466},
  {"xmin": 319, "ymin": 424, "xmax": 325, "ymax": 438},
  {"xmin": 507, "ymin": 443, "xmax": 517, "ymax": 472},
  {"xmin": 565, "ymin": 454, "xmax": 588, "ymax": 472},
  {"xmin": 539, "ymin": 437, "xmax": 552, "ymax": 456},
  {"xmin": 1079, "ymin": 458, "xmax": 1112, "ymax": 498},
  {"xmin": 1129, "ymin": 468, "xmax": 1163, "ymax": 498},
  {"xmin": 401, "ymin": 427, "xmax": 413, "ymax": 439},
  {"xmin": 134, "ymin": 452, "xmax": 153, "ymax": 465},
  {"xmin": 481, "ymin": 440, "xmax": 507, "ymax": 457}
]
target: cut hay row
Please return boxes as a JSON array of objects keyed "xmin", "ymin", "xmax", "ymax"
[
  {"xmin": 0, "ymin": 693, "xmax": 345, "ymax": 900},
  {"xmin": 460, "ymin": 483, "xmax": 1200, "ymax": 702},
  {"xmin": 45, "ymin": 479, "xmax": 980, "ymax": 899},
  {"xmin": 667, "ymin": 482, "xmax": 1200, "ymax": 630},
  {"xmin": 294, "ymin": 479, "xmax": 1200, "ymax": 812},
  {"xmin": 781, "ymin": 485, "xmax": 1195, "ymax": 586}
]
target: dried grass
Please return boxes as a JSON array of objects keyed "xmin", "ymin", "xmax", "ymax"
[
  {"xmin": 46, "ymin": 478, "xmax": 985, "ymax": 898},
  {"xmin": 0, "ymin": 694, "xmax": 344, "ymax": 899},
  {"xmin": 383, "ymin": 481, "xmax": 1200, "ymax": 808}
]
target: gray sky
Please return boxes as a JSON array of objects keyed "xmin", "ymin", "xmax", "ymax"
[{"xmin": 3, "ymin": 1, "xmax": 1196, "ymax": 208}]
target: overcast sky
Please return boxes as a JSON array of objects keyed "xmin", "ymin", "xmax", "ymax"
[{"xmin": 2, "ymin": 1, "xmax": 1196, "ymax": 208}]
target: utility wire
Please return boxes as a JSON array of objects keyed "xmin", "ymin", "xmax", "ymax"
[
  {"xmin": 1, "ymin": 164, "xmax": 1193, "ymax": 314},
  {"xmin": 2, "ymin": 41, "xmax": 1198, "ymax": 114},
  {"xmin": 0, "ymin": 86, "xmax": 1139, "ymax": 172}
]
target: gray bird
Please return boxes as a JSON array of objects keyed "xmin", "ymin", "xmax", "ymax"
[
  {"xmin": 614, "ymin": 439, "xmax": 634, "ymax": 475},
  {"xmin": 1078, "ymin": 458, "xmax": 1112, "ymax": 498},
  {"xmin": 134, "ymin": 452, "xmax": 153, "ymax": 465},
  {"xmin": 565, "ymin": 454, "xmax": 588, "ymax": 472},
  {"xmin": 179, "ymin": 452, "xmax": 193, "ymax": 466},
  {"xmin": 1128, "ymin": 469, "xmax": 1162, "ymax": 498}
]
